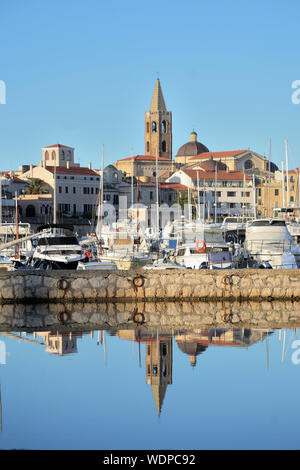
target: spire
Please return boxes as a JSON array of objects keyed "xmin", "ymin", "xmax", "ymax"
[
  {"xmin": 150, "ymin": 79, "xmax": 167, "ymax": 112},
  {"xmin": 152, "ymin": 383, "xmax": 168, "ymax": 417}
]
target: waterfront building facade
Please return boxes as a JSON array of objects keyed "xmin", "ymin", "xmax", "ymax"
[{"xmin": 166, "ymin": 167, "xmax": 253, "ymax": 219}]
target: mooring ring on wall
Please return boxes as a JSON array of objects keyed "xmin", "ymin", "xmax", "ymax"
[
  {"xmin": 133, "ymin": 312, "xmax": 145, "ymax": 324},
  {"xmin": 223, "ymin": 275, "xmax": 233, "ymax": 286},
  {"xmin": 57, "ymin": 311, "xmax": 71, "ymax": 324},
  {"xmin": 57, "ymin": 279, "xmax": 70, "ymax": 290},
  {"xmin": 223, "ymin": 313, "xmax": 233, "ymax": 323},
  {"xmin": 132, "ymin": 275, "xmax": 145, "ymax": 289}
]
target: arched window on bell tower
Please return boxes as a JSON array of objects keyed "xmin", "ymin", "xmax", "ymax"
[
  {"xmin": 146, "ymin": 122, "xmax": 149, "ymax": 133},
  {"xmin": 146, "ymin": 141, "xmax": 150, "ymax": 153},
  {"xmin": 152, "ymin": 121, "xmax": 157, "ymax": 133},
  {"xmin": 162, "ymin": 120, "xmax": 167, "ymax": 133},
  {"xmin": 162, "ymin": 141, "xmax": 167, "ymax": 153}
]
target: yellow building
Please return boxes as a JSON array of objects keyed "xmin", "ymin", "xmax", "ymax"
[
  {"xmin": 114, "ymin": 154, "xmax": 174, "ymax": 181},
  {"xmin": 256, "ymin": 169, "xmax": 300, "ymax": 218}
]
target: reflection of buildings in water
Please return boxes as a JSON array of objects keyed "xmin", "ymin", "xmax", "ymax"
[
  {"xmin": 116, "ymin": 329, "xmax": 173, "ymax": 416},
  {"xmin": 176, "ymin": 328, "xmax": 273, "ymax": 367},
  {"xmin": 33, "ymin": 331, "xmax": 92, "ymax": 356}
]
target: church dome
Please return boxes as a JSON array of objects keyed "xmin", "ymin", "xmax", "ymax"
[
  {"xmin": 176, "ymin": 341, "xmax": 207, "ymax": 367},
  {"xmin": 176, "ymin": 131, "xmax": 209, "ymax": 157}
]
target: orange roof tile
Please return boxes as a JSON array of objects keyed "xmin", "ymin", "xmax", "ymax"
[
  {"xmin": 117, "ymin": 155, "xmax": 171, "ymax": 162},
  {"xmin": 43, "ymin": 144, "xmax": 74, "ymax": 149},
  {"xmin": 182, "ymin": 168, "xmax": 251, "ymax": 181},
  {"xmin": 189, "ymin": 150, "xmax": 249, "ymax": 160},
  {"xmin": 45, "ymin": 166, "xmax": 98, "ymax": 176}
]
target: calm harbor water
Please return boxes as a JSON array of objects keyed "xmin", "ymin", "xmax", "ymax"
[{"xmin": 0, "ymin": 308, "xmax": 299, "ymax": 450}]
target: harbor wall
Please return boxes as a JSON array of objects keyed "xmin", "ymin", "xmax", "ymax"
[
  {"xmin": 0, "ymin": 269, "xmax": 300, "ymax": 304},
  {"xmin": 1, "ymin": 300, "xmax": 300, "ymax": 330}
]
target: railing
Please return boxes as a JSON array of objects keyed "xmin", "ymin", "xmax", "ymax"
[{"xmin": 245, "ymin": 240, "xmax": 294, "ymax": 253}]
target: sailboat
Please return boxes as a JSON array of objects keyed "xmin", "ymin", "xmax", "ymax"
[
  {"xmin": 94, "ymin": 147, "xmax": 150, "ymax": 270},
  {"xmin": 77, "ymin": 146, "xmax": 119, "ymax": 271}
]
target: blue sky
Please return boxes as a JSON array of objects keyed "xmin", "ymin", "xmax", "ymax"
[
  {"xmin": 0, "ymin": 328, "xmax": 300, "ymax": 449},
  {"xmin": 0, "ymin": 0, "xmax": 299, "ymax": 171}
]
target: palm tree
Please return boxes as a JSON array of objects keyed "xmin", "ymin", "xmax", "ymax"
[{"xmin": 25, "ymin": 178, "xmax": 44, "ymax": 195}]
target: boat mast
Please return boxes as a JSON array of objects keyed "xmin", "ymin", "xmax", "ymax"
[
  {"xmin": 243, "ymin": 172, "xmax": 246, "ymax": 219},
  {"xmin": 15, "ymin": 191, "xmax": 19, "ymax": 257},
  {"xmin": 197, "ymin": 169, "xmax": 200, "ymax": 221},
  {"xmin": 285, "ymin": 139, "xmax": 289, "ymax": 209},
  {"xmin": 155, "ymin": 147, "xmax": 159, "ymax": 236},
  {"xmin": 137, "ymin": 162, "xmax": 140, "ymax": 251},
  {"xmin": 298, "ymin": 164, "xmax": 300, "ymax": 219},
  {"xmin": 53, "ymin": 162, "xmax": 57, "ymax": 236},
  {"xmin": 214, "ymin": 164, "xmax": 217, "ymax": 224},
  {"xmin": 98, "ymin": 145, "xmax": 104, "ymax": 257},
  {"xmin": 252, "ymin": 174, "xmax": 256, "ymax": 218},
  {"xmin": 268, "ymin": 137, "xmax": 271, "ymax": 218},
  {"xmin": 0, "ymin": 172, "xmax": 2, "ymax": 226},
  {"xmin": 131, "ymin": 150, "xmax": 134, "ymax": 219},
  {"xmin": 281, "ymin": 160, "xmax": 285, "ymax": 209}
]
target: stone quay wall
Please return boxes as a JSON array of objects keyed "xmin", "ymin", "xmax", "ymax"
[
  {"xmin": 0, "ymin": 269, "xmax": 300, "ymax": 304},
  {"xmin": 1, "ymin": 299, "xmax": 300, "ymax": 331}
]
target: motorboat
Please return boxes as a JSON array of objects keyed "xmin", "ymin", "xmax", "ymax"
[
  {"xmin": 174, "ymin": 223, "xmax": 233, "ymax": 269},
  {"xmin": 77, "ymin": 260, "xmax": 117, "ymax": 270},
  {"xmin": 143, "ymin": 256, "xmax": 187, "ymax": 270},
  {"xmin": 221, "ymin": 216, "xmax": 253, "ymax": 244},
  {"xmin": 31, "ymin": 224, "xmax": 86, "ymax": 270},
  {"xmin": 244, "ymin": 218, "xmax": 300, "ymax": 269}
]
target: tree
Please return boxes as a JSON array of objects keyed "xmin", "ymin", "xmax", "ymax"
[{"xmin": 25, "ymin": 179, "xmax": 44, "ymax": 195}]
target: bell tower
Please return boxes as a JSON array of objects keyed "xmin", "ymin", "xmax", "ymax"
[
  {"xmin": 145, "ymin": 79, "xmax": 172, "ymax": 159},
  {"xmin": 146, "ymin": 336, "xmax": 173, "ymax": 416}
]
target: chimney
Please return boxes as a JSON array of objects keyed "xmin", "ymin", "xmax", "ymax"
[
  {"xmin": 88, "ymin": 162, "xmax": 92, "ymax": 169},
  {"xmin": 67, "ymin": 161, "xmax": 70, "ymax": 169},
  {"xmin": 30, "ymin": 164, "xmax": 33, "ymax": 177}
]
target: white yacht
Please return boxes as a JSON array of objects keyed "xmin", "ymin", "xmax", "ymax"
[
  {"xmin": 31, "ymin": 224, "xmax": 86, "ymax": 270},
  {"xmin": 244, "ymin": 218, "xmax": 300, "ymax": 269}
]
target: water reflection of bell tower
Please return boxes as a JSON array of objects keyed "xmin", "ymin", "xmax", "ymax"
[{"xmin": 146, "ymin": 337, "xmax": 172, "ymax": 416}]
